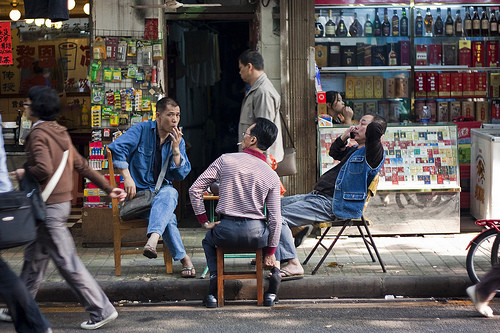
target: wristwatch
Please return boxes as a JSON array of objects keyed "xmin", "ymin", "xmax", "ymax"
[{"xmin": 203, "ymin": 222, "xmax": 210, "ymax": 228}]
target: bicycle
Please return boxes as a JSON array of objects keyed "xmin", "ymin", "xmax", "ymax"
[{"xmin": 466, "ymin": 219, "xmax": 500, "ymax": 284}]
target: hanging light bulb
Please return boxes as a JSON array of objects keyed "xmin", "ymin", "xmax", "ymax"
[
  {"xmin": 9, "ymin": 2, "xmax": 21, "ymax": 21},
  {"xmin": 83, "ymin": 3, "xmax": 90, "ymax": 15},
  {"xmin": 34, "ymin": 18, "xmax": 45, "ymax": 26},
  {"xmin": 45, "ymin": 19, "xmax": 52, "ymax": 28},
  {"xmin": 25, "ymin": 19, "xmax": 34, "ymax": 24},
  {"xmin": 68, "ymin": 0, "xmax": 76, "ymax": 11},
  {"xmin": 53, "ymin": 21, "xmax": 63, "ymax": 29}
]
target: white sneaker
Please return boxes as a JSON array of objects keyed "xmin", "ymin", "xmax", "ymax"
[
  {"xmin": 466, "ymin": 285, "xmax": 494, "ymax": 318},
  {"xmin": 0, "ymin": 308, "xmax": 12, "ymax": 322},
  {"xmin": 80, "ymin": 310, "xmax": 118, "ymax": 330}
]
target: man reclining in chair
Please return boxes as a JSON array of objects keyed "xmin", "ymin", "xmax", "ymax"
[{"xmin": 275, "ymin": 113, "xmax": 386, "ymax": 280}]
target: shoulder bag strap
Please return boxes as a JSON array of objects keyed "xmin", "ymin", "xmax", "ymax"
[
  {"xmin": 279, "ymin": 109, "xmax": 295, "ymax": 149},
  {"xmin": 41, "ymin": 149, "xmax": 69, "ymax": 202},
  {"xmin": 154, "ymin": 156, "xmax": 170, "ymax": 194}
]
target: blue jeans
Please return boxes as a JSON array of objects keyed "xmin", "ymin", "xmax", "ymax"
[{"xmin": 141, "ymin": 186, "xmax": 186, "ymax": 261}]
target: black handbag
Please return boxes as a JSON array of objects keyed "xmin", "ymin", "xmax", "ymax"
[
  {"xmin": 275, "ymin": 110, "xmax": 297, "ymax": 177},
  {"xmin": 0, "ymin": 191, "xmax": 37, "ymax": 250},
  {"xmin": 119, "ymin": 157, "xmax": 170, "ymax": 221},
  {"xmin": 20, "ymin": 168, "xmax": 46, "ymax": 222}
]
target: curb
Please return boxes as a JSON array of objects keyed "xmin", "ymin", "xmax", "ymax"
[{"xmin": 35, "ymin": 275, "xmax": 472, "ymax": 303}]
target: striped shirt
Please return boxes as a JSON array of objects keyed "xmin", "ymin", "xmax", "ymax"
[{"xmin": 189, "ymin": 148, "xmax": 282, "ymax": 252}]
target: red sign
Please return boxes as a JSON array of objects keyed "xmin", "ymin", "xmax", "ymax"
[{"xmin": 0, "ymin": 22, "xmax": 13, "ymax": 66}]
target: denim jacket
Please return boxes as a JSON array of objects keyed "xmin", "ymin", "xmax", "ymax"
[
  {"xmin": 332, "ymin": 146, "xmax": 385, "ymax": 219},
  {"xmin": 108, "ymin": 121, "xmax": 191, "ymax": 191}
]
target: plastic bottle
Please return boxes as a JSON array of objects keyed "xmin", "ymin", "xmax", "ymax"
[{"xmin": 421, "ymin": 105, "xmax": 431, "ymax": 124}]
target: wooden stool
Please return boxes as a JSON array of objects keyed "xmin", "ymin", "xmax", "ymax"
[{"xmin": 216, "ymin": 247, "xmax": 264, "ymax": 307}]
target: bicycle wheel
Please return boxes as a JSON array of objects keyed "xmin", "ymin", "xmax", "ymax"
[
  {"xmin": 466, "ymin": 228, "xmax": 499, "ymax": 284},
  {"xmin": 490, "ymin": 231, "xmax": 500, "ymax": 265}
]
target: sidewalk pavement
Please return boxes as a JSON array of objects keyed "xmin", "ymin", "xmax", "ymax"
[{"xmin": 0, "ymin": 223, "xmax": 481, "ymax": 304}]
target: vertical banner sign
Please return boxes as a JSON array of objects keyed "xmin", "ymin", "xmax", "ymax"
[{"xmin": 0, "ymin": 22, "xmax": 13, "ymax": 65}]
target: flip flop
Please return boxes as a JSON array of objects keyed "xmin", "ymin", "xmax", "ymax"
[
  {"xmin": 143, "ymin": 244, "xmax": 157, "ymax": 259},
  {"xmin": 181, "ymin": 267, "xmax": 196, "ymax": 278},
  {"xmin": 280, "ymin": 269, "xmax": 304, "ymax": 281}
]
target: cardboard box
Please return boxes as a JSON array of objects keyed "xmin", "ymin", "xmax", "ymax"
[
  {"xmin": 414, "ymin": 72, "xmax": 427, "ymax": 98},
  {"xmin": 487, "ymin": 41, "xmax": 499, "ymax": 67},
  {"xmin": 438, "ymin": 73, "xmax": 451, "ymax": 98},
  {"xmin": 354, "ymin": 77, "xmax": 364, "ymax": 99},
  {"xmin": 327, "ymin": 42, "xmax": 341, "ymax": 67},
  {"xmin": 341, "ymin": 46, "xmax": 357, "ymax": 66},
  {"xmin": 472, "ymin": 41, "xmax": 484, "ymax": 67},
  {"xmin": 365, "ymin": 101, "xmax": 377, "ymax": 114},
  {"xmin": 474, "ymin": 72, "xmax": 487, "ymax": 97},
  {"xmin": 315, "ymin": 44, "xmax": 328, "ymax": 68},
  {"xmin": 395, "ymin": 77, "xmax": 408, "ymax": 98},
  {"xmin": 316, "ymin": 91, "xmax": 326, "ymax": 104},
  {"xmin": 400, "ymin": 41, "xmax": 410, "ymax": 66},
  {"xmin": 384, "ymin": 78, "xmax": 396, "ymax": 98},
  {"xmin": 449, "ymin": 101, "xmax": 462, "ymax": 120},
  {"xmin": 356, "ymin": 43, "xmax": 365, "ymax": 66},
  {"xmin": 352, "ymin": 102, "xmax": 365, "ymax": 120},
  {"xmin": 426, "ymin": 100, "xmax": 437, "ymax": 122},
  {"xmin": 459, "ymin": 40, "xmax": 472, "ymax": 67},
  {"xmin": 450, "ymin": 73, "xmax": 463, "ymax": 97},
  {"xmin": 428, "ymin": 44, "xmax": 442, "ymax": 65},
  {"xmin": 371, "ymin": 45, "xmax": 387, "ymax": 66},
  {"xmin": 378, "ymin": 100, "xmax": 390, "ymax": 119},
  {"xmin": 373, "ymin": 76, "xmax": 384, "ymax": 98},
  {"xmin": 490, "ymin": 73, "xmax": 500, "ymax": 98},
  {"xmin": 426, "ymin": 72, "xmax": 438, "ymax": 98},
  {"xmin": 415, "ymin": 100, "xmax": 425, "ymax": 122},
  {"xmin": 475, "ymin": 101, "xmax": 489, "ymax": 123},
  {"xmin": 492, "ymin": 100, "xmax": 500, "ymax": 123},
  {"xmin": 442, "ymin": 42, "xmax": 458, "ymax": 65},
  {"xmin": 345, "ymin": 76, "xmax": 355, "ymax": 99},
  {"xmin": 364, "ymin": 76, "xmax": 374, "ymax": 98},
  {"xmin": 461, "ymin": 101, "xmax": 475, "ymax": 118},
  {"xmin": 437, "ymin": 101, "xmax": 449, "ymax": 122},
  {"xmin": 364, "ymin": 44, "xmax": 372, "ymax": 66},
  {"xmin": 415, "ymin": 44, "xmax": 428, "ymax": 66},
  {"xmin": 317, "ymin": 103, "xmax": 327, "ymax": 115},
  {"xmin": 462, "ymin": 72, "xmax": 475, "ymax": 98}
]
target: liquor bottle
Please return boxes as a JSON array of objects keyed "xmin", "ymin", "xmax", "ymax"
[
  {"xmin": 464, "ymin": 7, "xmax": 472, "ymax": 36},
  {"xmin": 400, "ymin": 8, "xmax": 409, "ymax": 36},
  {"xmin": 315, "ymin": 14, "xmax": 324, "ymax": 38},
  {"xmin": 336, "ymin": 9, "xmax": 348, "ymax": 37},
  {"xmin": 455, "ymin": 10, "xmax": 463, "ymax": 37},
  {"xmin": 374, "ymin": 8, "xmax": 382, "ymax": 36},
  {"xmin": 445, "ymin": 8, "xmax": 454, "ymax": 36},
  {"xmin": 349, "ymin": 12, "xmax": 363, "ymax": 37},
  {"xmin": 391, "ymin": 10, "xmax": 399, "ymax": 36},
  {"xmin": 388, "ymin": 43, "xmax": 398, "ymax": 66},
  {"xmin": 415, "ymin": 9, "xmax": 424, "ymax": 36},
  {"xmin": 325, "ymin": 10, "xmax": 336, "ymax": 37},
  {"xmin": 490, "ymin": 9, "xmax": 498, "ymax": 36},
  {"xmin": 434, "ymin": 8, "xmax": 444, "ymax": 36},
  {"xmin": 364, "ymin": 13, "xmax": 373, "ymax": 36},
  {"xmin": 382, "ymin": 8, "xmax": 391, "ymax": 36},
  {"xmin": 424, "ymin": 8, "xmax": 433, "ymax": 36},
  {"xmin": 481, "ymin": 7, "xmax": 489, "ymax": 36},
  {"xmin": 472, "ymin": 7, "xmax": 481, "ymax": 37}
]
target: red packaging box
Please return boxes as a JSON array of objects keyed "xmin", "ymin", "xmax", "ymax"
[
  {"xmin": 316, "ymin": 91, "xmax": 326, "ymax": 104},
  {"xmin": 414, "ymin": 72, "xmax": 427, "ymax": 98},
  {"xmin": 472, "ymin": 41, "xmax": 485, "ymax": 67},
  {"xmin": 492, "ymin": 100, "xmax": 500, "ymax": 124},
  {"xmin": 438, "ymin": 73, "xmax": 451, "ymax": 98},
  {"xmin": 399, "ymin": 40, "xmax": 410, "ymax": 66},
  {"xmin": 462, "ymin": 72, "xmax": 475, "ymax": 98},
  {"xmin": 450, "ymin": 73, "xmax": 463, "ymax": 97},
  {"xmin": 487, "ymin": 41, "xmax": 499, "ymax": 67},
  {"xmin": 474, "ymin": 72, "xmax": 487, "ymax": 97},
  {"xmin": 428, "ymin": 44, "xmax": 442, "ymax": 65},
  {"xmin": 426, "ymin": 72, "xmax": 438, "ymax": 98},
  {"xmin": 416, "ymin": 45, "xmax": 428, "ymax": 66},
  {"xmin": 459, "ymin": 40, "xmax": 472, "ymax": 67}
]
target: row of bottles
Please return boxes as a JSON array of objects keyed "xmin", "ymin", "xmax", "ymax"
[{"xmin": 416, "ymin": 7, "xmax": 498, "ymax": 37}]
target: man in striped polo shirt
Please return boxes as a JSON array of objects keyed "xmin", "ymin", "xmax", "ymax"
[{"xmin": 189, "ymin": 118, "xmax": 283, "ymax": 308}]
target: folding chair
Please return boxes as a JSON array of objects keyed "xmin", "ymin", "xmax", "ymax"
[
  {"xmin": 303, "ymin": 174, "xmax": 386, "ymax": 275},
  {"xmin": 106, "ymin": 147, "xmax": 173, "ymax": 276}
]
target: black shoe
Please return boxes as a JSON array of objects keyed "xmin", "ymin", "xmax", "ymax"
[
  {"xmin": 203, "ymin": 294, "xmax": 217, "ymax": 308},
  {"xmin": 263, "ymin": 293, "xmax": 279, "ymax": 307},
  {"xmin": 294, "ymin": 225, "xmax": 313, "ymax": 248}
]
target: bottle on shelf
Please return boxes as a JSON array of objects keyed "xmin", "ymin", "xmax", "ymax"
[
  {"xmin": 349, "ymin": 12, "xmax": 363, "ymax": 37},
  {"xmin": 400, "ymin": 8, "xmax": 408, "ymax": 36},
  {"xmin": 325, "ymin": 9, "xmax": 336, "ymax": 37},
  {"xmin": 481, "ymin": 7, "xmax": 489, "ymax": 36},
  {"xmin": 315, "ymin": 14, "xmax": 324, "ymax": 38},
  {"xmin": 374, "ymin": 8, "xmax": 381, "ymax": 36},
  {"xmin": 455, "ymin": 10, "xmax": 463, "ymax": 37},
  {"xmin": 364, "ymin": 13, "xmax": 373, "ymax": 37},
  {"xmin": 388, "ymin": 43, "xmax": 398, "ymax": 66},
  {"xmin": 472, "ymin": 7, "xmax": 481, "ymax": 37},
  {"xmin": 336, "ymin": 9, "xmax": 348, "ymax": 37},
  {"xmin": 491, "ymin": 9, "xmax": 498, "ymax": 36},
  {"xmin": 445, "ymin": 8, "xmax": 454, "ymax": 37},
  {"xmin": 434, "ymin": 8, "xmax": 444, "ymax": 36},
  {"xmin": 424, "ymin": 8, "xmax": 433, "ymax": 37},
  {"xmin": 391, "ymin": 9, "xmax": 399, "ymax": 36},
  {"xmin": 382, "ymin": 8, "xmax": 391, "ymax": 36},
  {"xmin": 415, "ymin": 9, "xmax": 424, "ymax": 36},
  {"xmin": 464, "ymin": 7, "xmax": 472, "ymax": 36}
]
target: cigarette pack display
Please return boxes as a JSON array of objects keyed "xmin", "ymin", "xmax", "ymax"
[
  {"xmin": 449, "ymin": 101, "xmax": 462, "ymax": 120},
  {"xmin": 371, "ymin": 45, "xmax": 387, "ymax": 66},
  {"xmin": 490, "ymin": 73, "xmax": 500, "ymax": 98},
  {"xmin": 437, "ymin": 101, "xmax": 449, "ymax": 122},
  {"xmin": 341, "ymin": 46, "xmax": 357, "ymax": 66},
  {"xmin": 462, "ymin": 72, "xmax": 475, "ymax": 98},
  {"xmin": 438, "ymin": 73, "xmax": 451, "ymax": 98},
  {"xmin": 428, "ymin": 44, "xmax": 442, "ymax": 65},
  {"xmin": 461, "ymin": 101, "xmax": 475, "ymax": 118},
  {"xmin": 354, "ymin": 77, "xmax": 364, "ymax": 98},
  {"xmin": 492, "ymin": 100, "xmax": 500, "ymax": 123},
  {"xmin": 315, "ymin": 44, "xmax": 328, "ymax": 68},
  {"xmin": 416, "ymin": 44, "xmax": 427, "ymax": 66},
  {"xmin": 328, "ymin": 42, "xmax": 341, "ymax": 67},
  {"xmin": 459, "ymin": 40, "xmax": 472, "ymax": 67},
  {"xmin": 364, "ymin": 44, "xmax": 372, "ymax": 66},
  {"xmin": 400, "ymin": 41, "xmax": 410, "ymax": 66},
  {"xmin": 415, "ymin": 72, "xmax": 426, "ymax": 98},
  {"xmin": 442, "ymin": 42, "xmax": 458, "ymax": 65},
  {"xmin": 472, "ymin": 41, "xmax": 484, "ymax": 67},
  {"xmin": 364, "ymin": 76, "xmax": 374, "ymax": 98},
  {"xmin": 373, "ymin": 76, "xmax": 384, "ymax": 98},
  {"xmin": 356, "ymin": 43, "xmax": 365, "ymax": 66},
  {"xmin": 487, "ymin": 41, "xmax": 499, "ymax": 67},
  {"xmin": 426, "ymin": 72, "xmax": 438, "ymax": 98},
  {"xmin": 474, "ymin": 72, "xmax": 487, "ymax": 97},
  {"xmin": 384, "ymin": 78, "xmax": 396, "ymax": 98},
  {"xmin": 345, "ymin": 76, "xmax": 355, "ymax": 99},
  {"xmin": 475, "ymin": 101, "xmax": 489, "ymax": 123},
  {"xmin": 450, "ymin": 73, "xmax": 463, "ymax": 97}
]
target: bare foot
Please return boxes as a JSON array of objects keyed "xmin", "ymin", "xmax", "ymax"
[{"xmin": 280, "ymin": 258, "xmax": 304, "ymax": 277}]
